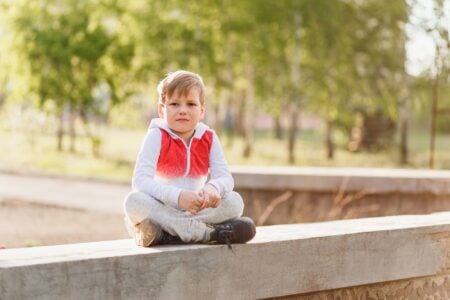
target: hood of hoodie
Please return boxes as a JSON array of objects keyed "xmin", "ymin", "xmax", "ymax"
[{"xmin": 149, "ymin": 118, "xmax": 210, "ymax": 140}]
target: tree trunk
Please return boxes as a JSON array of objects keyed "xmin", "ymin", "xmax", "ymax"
[
  {"xmin": 212, "ymin": 100, "xmax": 221, "ymax": 135},
  {"xmin": 223, "ymin": 104, "xmax": 234, "ymax": 148},
  {"xmin": 235, "ymin": 96, "xmax": 245, "ymax": 138},
  {"xmin": 80, "ymin": 113, "xmax": 101, "ymax": 158},
  {"xmin": 222, "ymin": 41, "xmax": 235, "ymax": 148},
  {"xmin": 69, "ymin": 105, "xmax": 76, "ymax": 153},
  {"xmin": 288, "ymin": 104, "xmax": 298, "ymax": 164},
  {"xmin": 287, "ymin": 12, "xmax": 301, "ymax": 164},
  {"xmin": 400, "ymin": 118, "xmax": 408, "ymax": 164},
  {"xmin": 57, "ymin": 110, "xmax": 64, "ymax": 152},
  {"xmin": 398, "ymin": 100, "xmax": 409, "ymax": 165},
  {"xmin": 243, "ymin": 64, "xmax": 255, "ymax": 158},
  {"xmin": 429, "ymin": 74, "xmax": 439, "ymax": 169},
  {"xmin": 274, "ymin": 116, "xmax": 283, "ymax": 140},
  {"xmin": 325, "ymin": 119, "xmax": 335, "ymax": 159}
]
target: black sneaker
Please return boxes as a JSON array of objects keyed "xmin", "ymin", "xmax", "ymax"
[
  {"xmin": 156, "ymin": 231, "xmax": 184, "ymax": 245},
  {"xmin": 208, "ymin": 217, "xmax": 256, "ymax": 249}
]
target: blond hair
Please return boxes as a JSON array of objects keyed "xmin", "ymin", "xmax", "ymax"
[{"xmin": 157, "ymin": 70, "xmax": 205, "ymax": 105}]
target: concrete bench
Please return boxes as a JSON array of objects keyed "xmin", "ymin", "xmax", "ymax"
[{"xmin": 1, "ymin": 212, "xmax": 449, "ymax": 299}]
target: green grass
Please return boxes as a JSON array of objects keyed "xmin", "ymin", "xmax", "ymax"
[
  {"xmin": 0, "ymin": 126, "xmax": 448, "ymax": 182},
  {"xmin": 220, "ymin": 128, "xmax": 450, "ymax": 169},
  {"xmin": 0, "ymin": 128, "xmax": 138, "ymax": 181}
]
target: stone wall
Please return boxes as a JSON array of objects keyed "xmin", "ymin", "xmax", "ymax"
[
  {"xmin": 231, "ymin": 167, "xmax": 450, "ymax": 225},
  {"xmin": 1, "ymin": 213, "xmax": 449, "ymax": 300},
  {"xmin": 275, "ymin": 274, "xmax": 449, "ymax": 300},
  {"xmin": 274, "ymin": 229, "xmax": 450, "ymax": 299}
]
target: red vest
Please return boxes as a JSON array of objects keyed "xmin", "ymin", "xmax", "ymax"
[{"xmin": 156, "ymin": 129, "xmax": 213, "ymax": 178}]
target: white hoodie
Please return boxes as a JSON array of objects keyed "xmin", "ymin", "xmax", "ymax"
[{"xmin": 132, "ymin": 118, "xmax": 234, "ymax": 209}]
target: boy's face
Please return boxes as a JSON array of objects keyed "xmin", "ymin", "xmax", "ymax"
[{"xmin": 158, "ymin": 87, "xmax": 205, "ymax": 143}]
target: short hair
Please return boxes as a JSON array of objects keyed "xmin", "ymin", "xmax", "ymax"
[{"xmin": 157, "ymin": 70, "xmax": 205, "ymax": 105}]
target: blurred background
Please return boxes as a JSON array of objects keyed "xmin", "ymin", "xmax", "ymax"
[{"xmin": 0, "ymin": 0, "xmax": 449, "ymax": 182}]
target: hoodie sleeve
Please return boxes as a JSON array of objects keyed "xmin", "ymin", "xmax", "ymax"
[
  {"xmin": 132, "ymin": 128, "xmax": 182, "ymax": 208},
  {"xmin": 207, "ymin": 131, "xmax": 234, "ymax": 196}
]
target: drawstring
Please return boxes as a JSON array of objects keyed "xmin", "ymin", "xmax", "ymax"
[{"xmin": 218, "ymin": 225, "xmax": 234, "ymax": 251}]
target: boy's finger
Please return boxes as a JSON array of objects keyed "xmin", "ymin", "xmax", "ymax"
[
  {"xmin": 204, "ymin": 194, "xmax": 211, "ymax": 207},
  {"xmin": 198, "ymin": 190, "xmax": 206, "ymax": 202},
  {"xmin": 199, "ymin": 198, "xmax": 207, "ymax": 209}
]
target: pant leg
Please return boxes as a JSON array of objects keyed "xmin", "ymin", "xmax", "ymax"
[
  {"xmin": 123, "ymin": 191, "xmax": 209, "ymax": 243},
  {"xmin": 190, "ymin": 191, "xmax": 244, "ymax": 224}
]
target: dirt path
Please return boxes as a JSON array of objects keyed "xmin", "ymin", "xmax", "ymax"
[
  {"xmin": 0, "ymin": 171, "xmax": 130, "ymax": 213},
  {"xmin": 0, "ymin": 199, "xmax": 129, "ymax": 249},
  {"xmin": 0, "ymin": 171, "xmax": 133, "ymax": 248}
]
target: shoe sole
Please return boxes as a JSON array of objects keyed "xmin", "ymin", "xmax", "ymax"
[{"xmin": 136, "ymin": 220, "xmax": 161, "ymax": 247}]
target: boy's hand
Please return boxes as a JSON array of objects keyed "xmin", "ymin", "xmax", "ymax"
[
  {"xmin": 200, "ymin": 184, "xmax": 221, "ymax": 209},
  {"xmin": 178, "ymin": 190, "xmax": 205, "ymax": 215}
]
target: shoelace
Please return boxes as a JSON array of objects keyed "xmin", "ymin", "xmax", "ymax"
[{"xmin": 217, "ymin": 225, "xmax": 234, "ymax": 250}]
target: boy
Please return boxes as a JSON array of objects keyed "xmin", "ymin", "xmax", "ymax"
[{"xmin": 123, "ymin": 70, "xmax": 256, "ymax": 248}]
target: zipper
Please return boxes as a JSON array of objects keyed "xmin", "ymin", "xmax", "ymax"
[
  {"xmin": 163, "ymin": 127, "xmax": 194, "ymax": 177},
  {"xmin": 183, "ymin": 138, "xmax": 193, "ymax": 177}
]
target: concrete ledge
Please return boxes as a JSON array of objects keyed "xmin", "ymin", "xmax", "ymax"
[
  {"xmin": 231, "ymin": 166, "xmax": 450, "ymax": 194},
  {"xmin": 1, "ymin": 212, "xmax": 449, "ymax": 299},
  {"xmin": 1, "ymin": 168, "xmax": 449, "ymax": 217}
]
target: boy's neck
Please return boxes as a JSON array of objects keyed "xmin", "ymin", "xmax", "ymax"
[{"xmin": 175, "ymin": 130, "xmax": 195, "ymax": 145}]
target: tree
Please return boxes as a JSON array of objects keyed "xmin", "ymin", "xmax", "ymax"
[
  {"xmin": 407, "ymin": 0, "xmax": 450, "ymax": 168},
  {"xmin": 3, "ymin": 0, "xmax": 135, "ymax": 154},
  {"xmin": 305, "ymin": 0, "xmax": 409, "ymax": 158}
]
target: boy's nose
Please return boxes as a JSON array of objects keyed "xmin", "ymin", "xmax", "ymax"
[{"xmin": 178, "ymin": 105, "xmax": 187, "ymax": 114}]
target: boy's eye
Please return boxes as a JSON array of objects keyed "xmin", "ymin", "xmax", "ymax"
[
  {"xmin": 188, "ymin": 102, "xmax": 198, "ymax": 106},
  {"xmin": 169, "ymin": 103, "xmax": 179, "ymax": 106}
]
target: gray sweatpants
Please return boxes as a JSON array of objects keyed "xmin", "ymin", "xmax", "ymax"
[{"xmin": 123, "ymin": 191, "xmax": 244, "ymax": 242}]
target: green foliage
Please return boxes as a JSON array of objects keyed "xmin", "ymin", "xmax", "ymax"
[
  {"xmin": 3, "ymin": 0, "xmax": 136, "ymax": 115},
  {"xmin": 0, "ymin": 0, "xmax": 448, "ymax": 163}
]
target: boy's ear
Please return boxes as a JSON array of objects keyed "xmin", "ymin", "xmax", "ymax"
[
  {"xmin": 158, "ymin": 103, "xmax": 164, "ymax": 118},
  {"xmin": 200, "ymin": 104, "xmax": 205, "ymax": 120}
]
